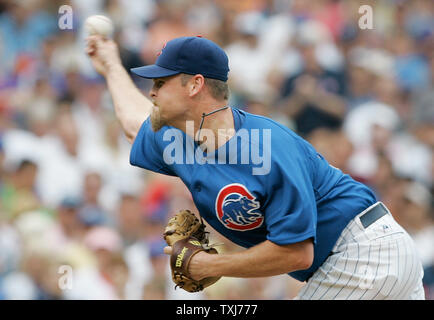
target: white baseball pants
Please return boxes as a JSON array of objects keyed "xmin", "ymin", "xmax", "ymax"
[{"xmin": 296, "ymin": 202, "xmax": 425, "ymax": 300}]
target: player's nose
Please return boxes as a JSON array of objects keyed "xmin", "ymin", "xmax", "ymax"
[{"xmin": 149, "ymin": 87, "xmax": 157, "ymax": 99}]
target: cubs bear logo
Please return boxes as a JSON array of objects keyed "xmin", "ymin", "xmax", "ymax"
[{"xmin": 215, "ymin": 183, "xmax": 264, "ymax": 231}]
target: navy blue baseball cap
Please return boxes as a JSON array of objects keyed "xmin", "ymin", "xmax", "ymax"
[{"xmin": 131, "ymin": 36, "xmax": 230, "ymax": 82}]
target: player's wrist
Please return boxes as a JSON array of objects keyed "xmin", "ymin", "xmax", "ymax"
[
  {"xmin": 189, "ymin": 250, "xmax": 218, "ymax": 280},
  {"xmin": 106, "ymin": 61, "xmax": 125, "ymax": 77}
]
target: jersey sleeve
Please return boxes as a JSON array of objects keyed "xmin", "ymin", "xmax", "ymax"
[
  {"xmin": 263, "ymin": 139, "xmax": 317, "ymax": 245},
  {"xmin": 129, "ymin": 117, "xmax": 176, "ymax": 176}
]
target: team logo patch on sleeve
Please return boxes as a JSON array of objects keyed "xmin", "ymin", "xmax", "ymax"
[{"xmin": 215, "ymin": 183, "xmax": 264, "ymax": 231}]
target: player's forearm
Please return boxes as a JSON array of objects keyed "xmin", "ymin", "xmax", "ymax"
[
  {"xmin": 193, "ymin": 239, "xmax": 313, "ymax": 279},
  {"xmin": 106, "ymin": 63, "xmax": 153, "ymax": 143}
]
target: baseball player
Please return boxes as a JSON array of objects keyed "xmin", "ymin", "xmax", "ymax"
[{"xmin": 86, "ymin": 35, "xmax": 425, "ymax": 299}]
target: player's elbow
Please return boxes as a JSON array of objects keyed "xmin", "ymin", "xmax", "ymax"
[
  {"xmin": 291, "ymin": 239, "xmax": 314, "ymax": 271},
  {"xmin": 124, "ymin": 130, "xmax": 137, "ymax": 144},
  {"xmin": 297, "ymin": 251, "xmax": 314, "ymax": 270},
  {"xmin": 275, "ymin": 239, "xmax": 314, "ymax": 272},
  {"xmin": 122, "ymin": 117, "xmax": 143, "ymax": 144}
]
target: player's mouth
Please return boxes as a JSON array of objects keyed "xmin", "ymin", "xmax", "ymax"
[{"xmin": 151, "ymin": 102, "xmax": 160, "ymax": 113}]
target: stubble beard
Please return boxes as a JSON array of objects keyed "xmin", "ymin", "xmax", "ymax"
[{"xmin": 150, "ymin": 105, "xmax": 164, "ymax": 132}]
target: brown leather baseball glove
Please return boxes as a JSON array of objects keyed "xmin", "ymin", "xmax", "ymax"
[{"xmin": 163, "ymin": 209, "xmax": 221, "ymax": 292}]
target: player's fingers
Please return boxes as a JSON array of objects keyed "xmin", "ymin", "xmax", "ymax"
[
  {"xmin": 86, "ymin": 35, "xmax": 106, "ymax": 49},
  {"xmin": 85, "ymin": 41, "xmax": 94, "ymax": 51},
  {"xmin": 85, "ymin": 43, "xmax": 96, "ymax": 56},
  {"xmin": 85, "ymin": 37, "xmax": 96, "ymax": 50},
  {"xmin": 86, "ymin": 36, "xmax": 108, "ymax": 55},
  {"xmin": 85, "ymin": 36, "xmax": 96, "ymax": 47},
  {"xmin": 86, "ymin": 34, "xmax": 103, "ymax": 42},
  {"xmin": 163, "ymin": 246, "xmax": 172, "ymax": 255}
]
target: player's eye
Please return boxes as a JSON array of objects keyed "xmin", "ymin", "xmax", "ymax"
[{"xmin": 154, "ymin": 80, "xmax": 165, "ymax": 89}]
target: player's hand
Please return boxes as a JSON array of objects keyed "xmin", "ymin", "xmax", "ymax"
[
  {"xmin": 86, "ymin": 35, "xmax": 122, "ymax": 77},
  {"xmin": 163, "ymin": 246, "xmax": 172, "ymax": 255},
  {"xmin": 163, "ymin": 245, "xmax": 208, "ymax": 281}
]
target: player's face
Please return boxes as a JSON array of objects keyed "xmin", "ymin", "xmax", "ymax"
[{"xmin": 149, "ymin": 75, "xmax": 189, "ymax": 132}]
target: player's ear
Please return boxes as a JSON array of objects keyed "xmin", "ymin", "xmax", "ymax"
[{"xmin": 188, "ymin": 74, "xmax": 205, "ymax": 98}]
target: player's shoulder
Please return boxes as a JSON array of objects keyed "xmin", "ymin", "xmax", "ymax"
[
  {"xmin": 234, "ymin": 107, "xmax": 318, "ymax": 160},
  {"xmin": 234, "ymin": 107, "xmax": 300, "ymax": 140}
]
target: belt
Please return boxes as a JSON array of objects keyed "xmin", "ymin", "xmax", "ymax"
[
  {"xmin": 304, "ymin": 202, "xmax": 389, "ymax": 283},
  {"xmin": 359, "ymin": 202, "xmax": 389, "ymax": 229}
]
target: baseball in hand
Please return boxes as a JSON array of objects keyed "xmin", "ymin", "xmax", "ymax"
[{"xmin": 84, "ymin": 15, "xmax": 114, "ymax": 38}]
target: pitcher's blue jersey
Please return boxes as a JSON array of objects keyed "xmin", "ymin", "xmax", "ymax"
[{"xmin": 130, "ymin": 107, "xmax": 377, "ymax": 281}]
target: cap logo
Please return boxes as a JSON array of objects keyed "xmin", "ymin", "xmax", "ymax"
[{"xmin": 156, "ymin": 42, "xmax": 167, "ymax": 57}]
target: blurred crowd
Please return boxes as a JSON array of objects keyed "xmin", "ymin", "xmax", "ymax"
[{"xmin": 0, "ymin": 0, "xmax": 432, "ymax": 300}]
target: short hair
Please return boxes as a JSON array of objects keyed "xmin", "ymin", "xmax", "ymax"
[{"xmin": 180, "ymin": 73, "xmax": 230, "ymax": 101}]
